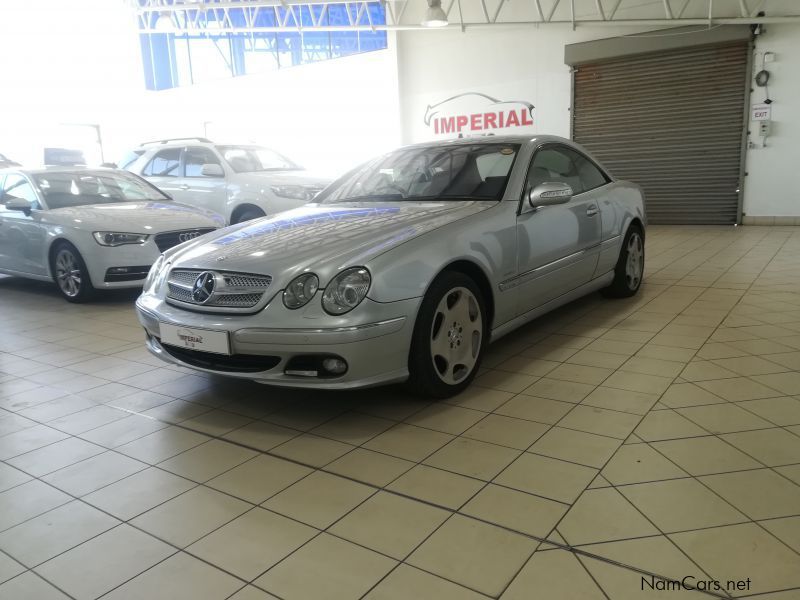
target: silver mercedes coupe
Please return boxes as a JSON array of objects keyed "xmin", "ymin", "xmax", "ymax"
[{"xmin": 136, "ymin": 135, "xmax": 646, "ymax": 398}]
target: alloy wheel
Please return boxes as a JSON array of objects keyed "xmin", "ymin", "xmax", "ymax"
[
  {"xmin": 429, "ymin": 286, "xmax": 483, "ymax": 385},
  {"xmin": 625, "ymin": 232, "xmax": 644, "ymax": 290},
  {"xmin": 55, "ymin": 249, "xmax": 82, "ymax": 298}
]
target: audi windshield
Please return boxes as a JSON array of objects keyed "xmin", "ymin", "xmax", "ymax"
[
  {"xmin": 320, "ymin": 143, "xmax": 520, "ymax": 203},
  {"xmin": 33, "ymin": 171, "xmax": 170, "ymax": 209}
]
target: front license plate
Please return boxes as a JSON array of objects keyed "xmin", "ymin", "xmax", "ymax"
[{"xmin": 160, "ymin": 323, "xmax": 230, "ymax": 355}]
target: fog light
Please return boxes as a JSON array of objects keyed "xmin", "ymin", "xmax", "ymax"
[
  {"xmin": 322, "ymin": 358, "xmax": 347, "ymax": 374},
  {"xmin": 109, "ymin": 267, "xmax": 130, "ymax": 273}
]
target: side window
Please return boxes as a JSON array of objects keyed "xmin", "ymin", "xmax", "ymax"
[
  {"xmin": 1, "ymin": 174, "xmax": 39, "ymax": 206},
  {"xmin": 142, "ymin": 148, "xmax": 181, "ymax": 177},
  {"xmin": 566, "ymin": 149, "xmax": 609, "ymax": 192},
  {"xmin": 184, "ymin": 147, "xmax": 222, "ymax": 177},
  {"xmin": 527, "ymin": 147, "xmax": 584, "ymax": 195},
  {"xmin": 118, "ymin": 149, "xmax": 145, "ymax": 170}
]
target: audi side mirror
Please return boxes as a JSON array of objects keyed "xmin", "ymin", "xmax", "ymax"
[
  {"xmin": 200, "ymin": 164, "xmax": 224, "ymax": 177},
  {"xmin": 528, "ymin": 182, "xmax": 573, "ymax": 208},
  {"xmin": 6, "ymin": 198, "xmax": 33, "ymax": 216}
]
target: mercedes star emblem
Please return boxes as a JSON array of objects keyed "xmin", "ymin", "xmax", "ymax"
[{"xmin": 192, "ymin": 272, "xmax": 216, "ymax": 304}]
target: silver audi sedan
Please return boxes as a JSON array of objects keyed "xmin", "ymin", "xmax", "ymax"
[{"xmin": 136, "ymin": 135, "xmax": 646, "ymax": 398}]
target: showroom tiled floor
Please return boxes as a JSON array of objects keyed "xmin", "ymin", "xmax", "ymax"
[{"xmin": 1, "ymin": 225, "xmax": 800, "ymax": 599}]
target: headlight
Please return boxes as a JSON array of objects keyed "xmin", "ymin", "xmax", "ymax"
[
  {"xmin": 271, "ymin": 185, "xmax": 315, "ymax": 201},
  {"xmin": 143, "ymin": 255, "xmax": 167, "ymax": 294},
  {"xmin": 322, "ymin": 267, "xmax": 371, "ymax": 315},
  {"xmin": 283, "ymin": 273, "xmax": 319, "ymax": 309},
  {"xmin": 93, "ymin": 232, "xmax": 149, "ymax": 246}
]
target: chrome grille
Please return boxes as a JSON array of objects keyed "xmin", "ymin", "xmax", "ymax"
[{"xmin": 166, "ymin": 268, "xmax": 272, "ymax": 312}]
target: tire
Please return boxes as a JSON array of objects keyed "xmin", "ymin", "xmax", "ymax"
[
  {"xmin": 405, "ymin": 271, "xmax": 487, "ymax": 398},
  {"xmin": 602, "ymin": 224, "xmax": 644, "ymax": 298},
  {"xmin": 232, "ymin": 207, "xmax": 266, "ymax": 224},
  {"xmin": 51, "ymin": 242, "xmax": 95, "ymax": 303}
]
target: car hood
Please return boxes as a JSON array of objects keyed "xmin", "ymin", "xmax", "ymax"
[
  {"xmin": 44, "ymin": 201, "xmax": 224, "ymax": 233},
  {"xmin": 167, "ymin": 200, "xmax": 496, "ymax": 285}
]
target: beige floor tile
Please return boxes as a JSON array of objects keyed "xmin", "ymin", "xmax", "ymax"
[
  {"xmin": 648, "ymin": 333, "xmax": 708, "ymax": 350},
  {"xmin": 36, "ymin": 524, "xmax": 174, "ymax": 600},
  {"xmin": 776, "ymin": 464, "xmax": 800, "ymax": 486},
  {"xmin": 103, "ymin": 552, "xmax": 242, "ymax": 600},
  {"xmin": 324, "ymin": 448, "xmax": 415, "ymax": 487},
  {"xmin": 7, "ymin": 437, "xmax": 105, "ymax": 477},
  {"xmin": 80, "ymin": 414, "xmax": 168, "ymax": 448},
  {"xmin": 658, "ymin": 382, "xmax": 725, "ymax": 408},
  {"xmin": 697, "ymin": 377, "xmax": 783, "ymax": 402},
  {"xmin": 622, "ymin": 356, "xmax": 685, "ymax": 378},
  {"xmin": 132, "ymin": 486, "xmax": 251, "ymax": 547},
  {"xmin": 179, "ymin": 409, "xmax": 254, "ymax": 437},
  {"xmin": 188, "ymin": 507, "xmax": 317, "ymax": 580},
  {"xmin": 494, "ymin": 394, "xmax": 573, "ymax": 424},
  {"xmin": 557, "ymin": 405, "xmax": 641, "ymax": 439},
  {"xmin": 461, "ymin": 483, "xmax": 567, "ymax": 538},
  {"xmin": 408, "ymin": 514, "xmax": 536, "ymax": 597},
  {"xmin": 443, "ymin": 386, "xmax": 515, "ymax": 412},
  {"xmin": 255, "ymin": 533, "xmax": 396, "ymax": 600},
  {"xmin": 680, "ymin": 361, "xmax": 739, "ymax": 382},
  {"xmin": 634, "ymin": 411, "xmax": 709, "ymax": 441},
  {"xmin": 737, "ymin": 396, "xmax": 800, "ymax": 426},
  {"xmin": 41, "ymin": 450, "xmax": 147, "ymax": 496},
  {"xmin": 462, "ymin": 414, "xmax": 549, "ymax": 450},
  {"xmin": 529, "ymin": 426, "xmax": 621, "ymax": 468},
  {"xmin": 766, "ymin": 351, "xmax": 800, "ymax": 371},
  {"xmin": 222, "ymin": 420, "xmax": 299, "ymax": 451},
  {"xmin": 637, "ymin": 344, "xmax": 698, "ymax": 362},
  {"xmin": 601, "ymin": 444, "xmax": 688, "ymax": 485},
  {"xmin": 753, "ymin": 372, "xmax": 800, "ymax": 396},
  {"xmin": 671, "ymin": 523, "xmax": 800, "ymax": 595},
  {"xmin": 0, "ymin": 425, "xmax": 70, "ymax": 461},
  {"xmin": 701, "ymin": 469, "xmax": 800, "ymax": 520},
  {"xmin": 546, "ymin": 363, "xmax": 614, "ymax": 386},
  {"xmin": 271, "ymin": 433, "xmax": 354, "ymax": 468},
  {"xmin": 476, "ymin": 370, "xmax": 540, "ymax": 394},
  {"xmin": 310, "ymin": 412, "xmax": 395, "ymax": 445},
  {"xmin": 0, "ymin": 462, "xmax": 32, "ymax": 492},
  {"xmin": 585, "ymin": 338, "xmax": 643, "ymax": 356},
  {"xmin": 206, "ymin": 455, "xmax": 312, "ymax": 504},
  {"xmin": 581, "ymin": 386, "xmax": 659, "ymax": 415},
  {"xmin": 696, "ymin": 341, "xmax": 750, "ymax": 360},
  {"xmin": 520, "ymin": 343, "xmax": 579, "ymax": 362},
  {"xmin": 501, "ymin": 549, "xmax": 606, "ymax": 600},
  {"xmin": 0, "ymin": 571, "xmax": 71, "ymax": 599},
  {"xmin": 47, "ymin": 405, "xmax": 129, "ymax": 435},
  {"xmin": 558, "ymin": 488, "xmax": 659, "ymax": 545},
  {"xmin": 365, "ymin": 563, "xmax": 486, "ymax": 600},
  {"xmin": 404, "ymin": 403, "xmax": 486, "ymax": 435},
  {"xmin": 263, "ymin": 470, "xmax": 373, "ymax": 529},
  {"xmin": 159, "ymin": 439, "xmax": 258, "ymax": 483},
  {"xmin": 496, "ymin": 355, "xmax": 560, "ymax": 377},
  {"xmin": 0, "ymin": 552, "xmax": 24, "ymax": 585},
  {"xmin": 330, "ymin": 491, "xmax": 449, "ymax": 560},
  {"xmin": 568, "ymin": 349, "xmax": 630, "ymax": 370},
  {"xmin": 652, "ymin": 436, "xmax": 762, "ymax": 475},
  {"xmin": 619, "ymin": 478, "xmax": 747, "ymax": 533},
  {"xmin": 494, "ymin": 452, "xmax": 597, "ymax": 504},
  {"xmin": 722, "ymin": 428, "xmax": 800, "ymax": 466},
  {"xmin": 83, "ymin": 467, "xmax": 196, "ymax": 520},
  {"xmin": 0, "ymin": 480, "xmax": 71, "ymax": 531},
  {"xmin": 424, "ymin": 437, "xmax": 520, "ymax": 481},
  {"xmin": 0, "ymin": 500, "xmax": 118, "ymax": 567},
  {"xmin": 677, "ymin": 403, "xmax": 773, "ymax": 434},
  {"xmin": 521, "ymin": 378, "xmax": 596, "ymax": 403},
  {"xmin": 387, "ymin": 464, "xmax": 483, "ymax": 509},
  {"xmin": 760, "ymin": 516, "xmax": 800, "ymax": 553},
  {"xmin": 363, "ymin": 423, "xmax": 453, "ymax": 462},
  {"xmin": 711, "ymin": 355, "xmax": 790, "ymax": 376},
  {"xmin": 116, "ymin": 426, "xmax": 210, "ymax": 464},
  {"xmin": 228, "ymin": 586, "xmax": 280, "ymax": 600},
  {"xmin": 603, "ymin": 371, "xmax": 673, "ymax": 395}
]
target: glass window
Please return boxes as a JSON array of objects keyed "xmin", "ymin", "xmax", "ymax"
[
  {"xmin": 320, "ymin": 144, "xmax": 519, "ymax": 203},
  {"xmin": 33, "ymin": 171, "xmax": 169, "ymax": 209},
  {"xmin": 1, "ymin": 174, "xmax": 39, "ymax": 206},
  {"xmin": 217, "ymin": 145, "xmax": 301, "ymax": 173},
  {"xmin": 118, "ymin": 149, "xmax": 146, "ymax": 170},
  {"xmin": 142, "ymin": 148, "xmax": 181, "ymax": 177},
  {"xmin": 572, "ymin": 150, "xmax": 609, "ymax": 192},
  {"xmin": 527, "ymin": 146, "xmax": 608, "ymax": 196},
  {"xmin": 184, "ymin": 147, "xmax": 222, "ymax": 177}
]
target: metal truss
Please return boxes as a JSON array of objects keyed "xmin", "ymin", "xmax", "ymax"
[{"xmin": 132, "ymin": 0, "xmax": 800, "ymax": 32}]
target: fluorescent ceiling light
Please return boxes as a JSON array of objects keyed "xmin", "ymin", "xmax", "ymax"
[{"xmin": 422, "ymin": 0, "xmax": 448, "ymax": 27}]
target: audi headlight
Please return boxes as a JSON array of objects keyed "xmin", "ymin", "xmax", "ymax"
[
  {"xmin": 93, "ymin": 232, "xmax": 149, "ymax": 246},
  {"xmin": 322, "ymin": 267, "xmax": 371, "ymax": 315},
  {"xmin": 143, "ymin": 255, "xmax": 167, "ymax": 294},
  {"xmin": 271, "ymin": 185, "xmax": 315, "ymax": 201},
  {"xmin": 283, "ymin": 273, "xmax": 319, "ymax": 309}
]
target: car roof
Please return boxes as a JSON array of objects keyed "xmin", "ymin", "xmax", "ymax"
[
  {"xmin": 10, "ymin": 167, "xmax": 126, "ymax": 177},
  {"xmin": 402, "ymin": 134, "xmax": 571, "ymax": 149}
]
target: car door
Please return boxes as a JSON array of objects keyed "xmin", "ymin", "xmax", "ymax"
[
  {"xmin": 179, "ymin": 146, "xmax": 229, "ymax": 217},
  {"xmin": 0, "ymin": 173, "xmax": 48, "ymax": 276},
  {"xmin": 513, "ymin": 144, "xmax": 602, "ymax": 313},
  {"xmin": 140, "ymin": 147, "xmax": 185, "ymax": 200}
]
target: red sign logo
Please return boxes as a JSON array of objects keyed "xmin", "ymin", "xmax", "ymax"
[{"xmin": 424, "ymin": 93, "xmax": 534, "ymax": 135}]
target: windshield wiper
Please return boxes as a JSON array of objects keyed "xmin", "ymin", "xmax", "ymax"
[{"xmin": 341, "ymin": 194, "xmax": 406, "ymax": 201}]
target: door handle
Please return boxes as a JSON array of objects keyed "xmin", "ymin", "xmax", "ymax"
[
  {"xmin": 586, "ymin": 206, "xmax": 598, "ymax": 217},
  {"xmin": 179, "ymin": 184, "xmax": 190, "ymax": 191}
]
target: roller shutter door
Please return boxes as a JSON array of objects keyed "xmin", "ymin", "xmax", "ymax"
[{"xmin": 573, "ymin": 41, "xmax": 749, "ymax": 224}]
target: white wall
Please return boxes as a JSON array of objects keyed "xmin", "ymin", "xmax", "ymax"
[{"xmin": 743, "ymin": 24, "xmax": 800, "ymax": 218}]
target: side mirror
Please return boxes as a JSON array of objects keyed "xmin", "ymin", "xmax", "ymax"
[
  {"xmin": 528, "ymin": 182, "xmax": 573, "ymax": 209},
  {"xmin": 6, "ymin": 198, "xmax": 33, "ymax": 216},
  {"xmin": 200, "ymin": 163, "xmax": 224, "ymax": 177}
]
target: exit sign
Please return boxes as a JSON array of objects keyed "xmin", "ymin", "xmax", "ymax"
[{"xmin": 752, "ymin": 104, "xmax": 771, "ymax": 121}]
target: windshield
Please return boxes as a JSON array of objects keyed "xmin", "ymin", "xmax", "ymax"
[
  {"xmin": 217, "ymin": 145, "xmax": 301, "ymax": 173},
  {"xmin": 321, "ymin": 143, "xmax": 519, "ymax": 203},
  {"xmin": 33, "ymin": 171, "xmax": 169, "ymax": 209}
]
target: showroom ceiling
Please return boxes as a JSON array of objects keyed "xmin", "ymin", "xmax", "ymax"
[{"xmin": 132, "ymin": 0, "xmax": 800, "ymax": 32}]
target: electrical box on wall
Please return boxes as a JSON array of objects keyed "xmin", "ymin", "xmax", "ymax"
[{"xmin": 759, "ymin": 120, "xmax": 772, "ymax": 137}]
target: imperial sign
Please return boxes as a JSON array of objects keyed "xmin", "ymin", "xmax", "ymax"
[{"xmin": 424, "ymin": 92, "xmax": 534, "ymax": 136}]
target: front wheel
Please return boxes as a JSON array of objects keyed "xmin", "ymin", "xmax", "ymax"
[
  {"xmin": 406, "ymin": 272, "xmax": 487, "ymax": 398},
  {"xmin": 602, "ymin": 224, "xmax": 644, "ymax": 298},
  {"xmin": 232, "ymin": 207, "xmax": 266, "ymax": 224},
  {"xmin": 51, "ymin": 242, "xmax": 95, "ymax": 303}
]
